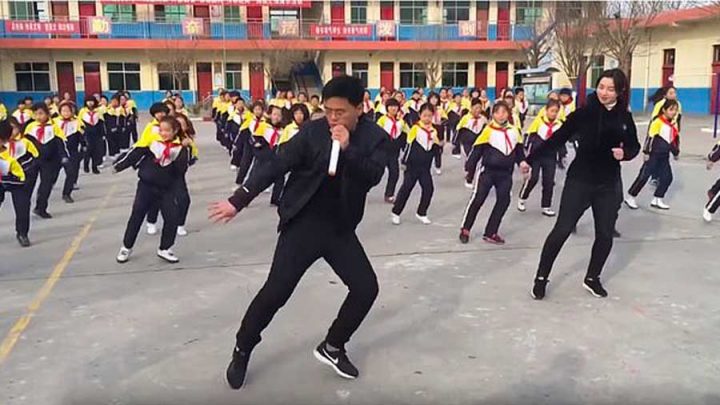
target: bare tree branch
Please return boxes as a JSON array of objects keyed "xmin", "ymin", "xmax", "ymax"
[
  {"xmin": 520, "ymin": 19, "xmax": 555, "ymax": 68},
  {"xmin": 551, "ymin": 1, "xmax": 605, "ymax": 87},
  {"xmin": 423, "ymin": 51, "xmax": 446, "ymax": 90}
]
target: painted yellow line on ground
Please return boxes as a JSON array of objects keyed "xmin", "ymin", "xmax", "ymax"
[{"xmin": 0, "ymin": 184, "xmax": 118, "ymax": 365}]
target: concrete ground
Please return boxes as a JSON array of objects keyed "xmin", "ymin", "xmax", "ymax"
[{"xmin": 1, "ymin": 114, "xmax": 720, "ymax": 405}]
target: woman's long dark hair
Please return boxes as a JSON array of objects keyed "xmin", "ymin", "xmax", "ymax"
[{"xmin": 594, "ymin": 68, "xmax": 629, "ymax": 108}]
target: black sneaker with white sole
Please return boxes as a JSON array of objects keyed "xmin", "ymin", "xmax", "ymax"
[
  {"xmin": 226, "ymin": 347, "xmax": 251, "ymax": 390},
  {"xmin": 583, "ymin": 277, "xmax": 608, "ymax": 298},
  {"xmin": 313, "ymin": 341, "xmax": 359, "ymax": 379},
  {"xmin": 531, "ymin": 277, "xmax": 549, "ymax": 300}
]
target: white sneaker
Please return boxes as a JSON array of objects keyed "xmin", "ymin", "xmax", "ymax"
[
  {"xmin": 464, "ymin": 181, "xmax": 474, "ymax": 190},
  {"xmin": 230, "ymin": 165, "xmax": 238, "ymax": 171},
  {"xmin": 542, "ymin": 207, "xmax": 556, "ymax": 217},
  {"xmin": 176, "ymin": 226, "xmax": 188, "ymax": 236},
  {"xmin": 416, "ymin": 214, "xmax": 432, "ymax": 225},
  {"xmin": 157, "ymin": 248, "xmax": 179, "ymax": 263},
  {"xmin": 651, "ymin": 198, "xmax": 670, "ymax": 210},
  {"xmin": 452, "ymin": 154, "xmax": 462, "ymax": 160},
  {"xmin": 624, "ymin": 196, "xmax": 639, "ymax": 210},
  {"xmin": 703, "ymin": 208, "xmax": 713, "ymax": 222},
  {"xmin": 391, "ymin": 213, "xmax": 401, "ymax": 225},
  {"xmin": 146, "ymin": 223, "xmax": 158, "ymax": 235},
  {"xmin": 517, "ymin": 199, "xmax": 527, "ymax": 212},
  {"xmin": 434, "ymin": 168, "xmax": 442, "ymax": 175},
  {"xmin": 116, "ymin": 247, "xmax": 132, "ymax": 263}
]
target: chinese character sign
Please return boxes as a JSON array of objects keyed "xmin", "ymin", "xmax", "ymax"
[
  {"xmin": 376, "ymin": 21, "xmax": 396, "ymax": 38},
  {"xmin": 310, "ymin": 24, "xmax": 372, "ymax": 38},
  {"xmin": 88, "ymin": 17, "xmax": 111, "ymax": 35},
  {"xmin": 458, "ymin": 21, "xmax": 477, "ymax": 38},
  {"xmin": 182, "ymin": 18, "xmax": 204, "ymax": 36},
  {"xmin": 6, "ymin": 20, "xmax": 80, "ymax": 34},
  {"xmin": 278, "ymin": 20, "xmax": 299, "ymax": 37}
]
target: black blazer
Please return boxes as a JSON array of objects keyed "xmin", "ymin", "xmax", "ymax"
[
  {"xmin": 229, "ymin": 117, "xmax": 388, "ymax": 231},
  {"xmin": 527, "ymin": 93, "xmax": 640, "ymax": 185}
]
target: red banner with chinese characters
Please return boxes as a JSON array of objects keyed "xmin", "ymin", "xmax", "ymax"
[
  {"xmin": 310, "ymin": 24, "xmax": 372, "ymax": 38},
  {"xmin": 101, "ymin": 0, "xmax": 310, "ymax": 7},
  {"xmin": 5, "ymin": 20, "xmax": 80, "ymax": 34}
]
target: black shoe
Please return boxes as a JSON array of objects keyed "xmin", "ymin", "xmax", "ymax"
[
  {"xmin": 583, "ymin": 277, "xmax": 608, "ymax": 298},
  {"xmin": 62, "ymin": 194, "xmax": 74, "ymax": 203},
  {"xmin": 226, "ymin": 347, "xmax": 251, "ymax": 390},
  {"xmin": 16, "ymin": 234, "xmax": 31, "ymax": 247},
  {"xmin": 313, "ymin": 341, "xmax": 359, "ymax": 379},
  {"xmin": 531, "ymin": 277, "xmax": 549, "ymax": 300},
  {"xmin": 92, "ymin": 168, "xmax": 101, "ymax": 175},
  {"xmin": 613, "ymin": 229, "xmax": 621, "ymax": 238},
  {"xmin": 33, "ymin": 208, "xmax": 52, "ymax": 219},
  {"xmin": 459, "ymin": 228, "xmax": 470, "ymax": 244},
  {"xmin": 83, "ymin": 167, "xmax": 90, "ymax": 174}
]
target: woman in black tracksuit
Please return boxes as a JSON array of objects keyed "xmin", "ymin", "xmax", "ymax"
[{"xmin": 526, "ymin": 69, "xmax": 640, "ymax": 300}]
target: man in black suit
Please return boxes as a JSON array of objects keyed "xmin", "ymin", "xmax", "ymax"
[{"xmin": 209, "ymin": 76, "xmax": 388, "ymax": 389}]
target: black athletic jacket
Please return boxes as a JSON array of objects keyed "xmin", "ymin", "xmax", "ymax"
[
  {"xmin": 527, "ymin": 93, "xmax": 640, "ymax": 185},
  {"xmin": 229, "ymin": 117, "xmax": 388, "ymax": 231}
]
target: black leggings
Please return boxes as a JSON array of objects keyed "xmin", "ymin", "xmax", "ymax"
[
  {"xmin": 123, "ymin": 181, "xmax": 179, "ymax": 250},
  {"xmin": 519, "ymin": 156, "xmax": 557, "ymax": 208},
  {"xmin": 384, "ymin": 146, "xmax": 401, "ymax": 198},
  {"xmin": 83, "ymin": 125, "xmax": 104, "ymax": 171},
  {"xmin": 392, "ymin": 167, "xmax": 434, "ymax": 217},
  {"xmin": 35, "ymin": 159, "xmax": 62, "ymax": 212},
  {"xmin": 461, "ymin": 169, "xmax": 512, "ymax": 236},
  {"xmin": 536, "ymin": 179, "xmax": 621, "ymax": 280},
  {"xmin": 63, "ymin": 136, "xmax": 82, "ymax": 197},
  {"xmin": 628, "ymin": 154, "xmax": 673, "ymax": 198},
  {"xmin": 147, "ymin": 178, "xmax": 191, "ymax": 227},
  {"xmin": 4, "ymin": 169, "xmax": 36, "ymax": 236},
  {"xmin": 235, "ymin": 215, "xmax": 379, "ymax": 351}
]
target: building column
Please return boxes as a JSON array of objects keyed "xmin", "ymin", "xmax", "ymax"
[{"xmin": 489, "ymin": 0, "xmax": 498, "ymax": 22}]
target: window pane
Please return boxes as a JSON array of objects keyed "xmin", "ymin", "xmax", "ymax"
[
  {"xmin": 226, "ymin": 63, "xmax": 242, "ymax": 71},
  {"xmin": 14, "ymin": 63, "xmax": 31, "ymax": 72},
  {"xmin": 224, "ymin": 6, "xmax": 241, "ymax": 22},
  {"xmin": 180, "ymin": 74, "xmax": 190, "ymax": 90},
  {"xmin": 125, "ymin": 73, "xmax": 140, "ymax": 90},
  {"xmin": 400, "ymin": 63, "xmax": 413, "ymax": 70},
  {"xmin": 16, "ymin": 73, "xmax": 33, "ymax": 91},
  {"xmin": 107, "ymin": 63, "xmax": 123, "ymax": 72},
  {"xmin": 33, "ymin": 63, "xmax": 49, "ymax": 72},
  {"xmin": 442, "ymin": 72, "xmax": 454, "ymax": 87},
  {"xmin": 108, "ymin": 73, "xmax": 124, "ymax": 90},
  {"xmin": 33, "ymin": 73, "xmax": 50, "ymax": 91},
  {"xmin": 159, "ymin": 73, "xmax": 173, "ymax": 90},
  {"xmin": 456, "ymin": 72, "xmax": 468, "ymax": 87},
  {"xmin": 400, "ymin": 73, "xmax": 412, "ymax": 88},
  {"xmin": 125, "ymin": 63, "xmax": 140, "ymax": 72}
]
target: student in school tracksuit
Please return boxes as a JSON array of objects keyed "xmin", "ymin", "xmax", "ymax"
[
  {"xmin": 78, "ymin": 97, "xmax": 104, "ymax": 174},
  {"xmin": 459, "ymin": 101, "xmax": 527, "ymax": 245},
  {"xmin": 377, "ymin": 99, "xmax": 409, "ymax": 204},
  {"xmin": 0, "ymin": 120, "xmax": 30, "ymax": 246},
  {"xmin": 456, "ymin": 98, "xmax": 488, "ymax": 175},
  {"xmin": 448, "ymin": 94, "xmax": 468, "ymax": 157},
  {"xmin": 24, "ymin": 103, "xmax": 68, "ymax": 219},
  {"xmin": 391, "ymin": 103, "xmax": 440, "ymax": 225},
  {"xmin": 55, "ymin": 102, "xmax": 83, "ymax": 204},
  {"xmin": 249, "ymin": 105, "xmax": 286, "ymax": 206},
  {"xmin": 104, "ymin": 95, "xmax": 126, "ymax": 158},
  {"xmin": 625, "ymin": 99, "xmax": 680, "ymax": 211},
  {"xmin": 427, "ymin": 93, "xmax": 447, "ymax": 175},
  {"xmin": 402, "ymin": 92, "xmax": 425, "ymax": 127},
  {"xmin": 235, "ymin": 102, "xmax": 266, "ymax": 188},
  {"xmin": 2, "ymin": 117, "xmax": 39, "ymax": 246},
  {"xmin": 114, "ymin": 116, "xmax": 190, "ymax": 264},
  {"xmin": 121, "ymin": 93, "xmax": 139, "ymax": 146},
  {"xmin": 518, "ymin": 99, "xmax": 564, "ymax": 217},
  {"xmin": 227, "ymin": 97, "xmax": 252, "ymax": 170},
  {"xmin": 704, "ymin": 139, "xmax": 720, "ymax": 222},
  {"xmin": 12, "ymin": 99, "xmax": 34, "ymax": 132}
]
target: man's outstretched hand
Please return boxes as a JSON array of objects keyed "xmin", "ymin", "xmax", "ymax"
[{"xmin": 208, "ymin": 200, "xmax": 238, "ymax": 224}]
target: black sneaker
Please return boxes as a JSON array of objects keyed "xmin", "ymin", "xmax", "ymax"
[
  {"xmin": 16, "ymin": 234, "xmax": 31, "ymax": 247},
  {"xmin": 33, "ymin": 208, "xmax": 52, "ymax": 219},
  {"xmin": 459, "ymin": 228, "xmax": 470, "ymax": 244},
  {"xmin": 583, "ymin": 277, "xmax": 608, "ymax": 298},
  {"xmin": 62, "ymin": 194, "xmax": 75, "ymax": 203},
  {"xmin": 531, "ymin": 277, "xmax": 549, "ymax": 300},
  {"xmin": 226, "ymin": 347, "xmax": 251, "ymax": 390},
  {"xmin": 313, "ymin": 341, "xmax": 359, "ymax": 379},
  {"xmin": 612, "ymin": 229, "xmax": 621, "ymax": 238}
]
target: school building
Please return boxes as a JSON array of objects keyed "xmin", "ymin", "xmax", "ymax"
[{"xmin": 0, "ymin": 0, "xmax": 551, "ymax": 109}]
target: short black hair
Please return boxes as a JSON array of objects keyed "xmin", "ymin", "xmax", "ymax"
[
  {"xmin": 471, "ymin": 97, "xmax": 483, "ymax": 107},
  {"xmin": 83, "ymin": 96, "xmax": 96, "ymax": 106},
  {"xmin": 559, "ymin": 88, "xmax": 573, "ymax": 96},
  {"xmin": 514, "ymin": 87, "xmax": 525, "ymax": 94},
  {"xmin": 229, "ymin": 91, "xmax": 241, "ymax": 99},
  {"xmin": 386, "ymin": 98, "xmax": 400, "ymax": 108},
  {"xmin": 492, "ymin": 100, "xmax": 511, "ymax": 115},
  {"xmin": 150, "ymin": 102, "xmax": 170, "ymax": 117},
  {"xmin": 321, "ymin": 75, "xmax": 364, "ymax": 107},
  {"xmin": 252, "ymin": 101, "xmax": 265, "ymax": 111},
  {"xmin": 32, "ymin": 102, "xmax": 50, "ymax": 115},
  {"xmin": 290, "ymin": 103, "xmax": 310, "ymax": 122},
  {"xmin": 310, "ymin": 95, "xmax": 320, "ymax": 101},
  {"xmin": 100, "ymin": 95, "xmax": 109, "ymax": 101},
  {"xmin": 267, "ymin": 105, "xmax": 283, "ymax": 115},
  {"xmin": 545, "ymin": 99, "xmax": 562, "ymax": 110},
  {"xmin": 419, "ymin": 103, "xmax": 435, "ymax": 115},
  {"xmin": 23, "ymin": 97, "xmax": 33, "ymax": 103},
  {"xmin": 0, "ymin": 120, "xmax": 12, "ymax": 141}
]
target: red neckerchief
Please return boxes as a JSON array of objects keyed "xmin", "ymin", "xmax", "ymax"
[
  {"xmin": 471, "ymin": 116, "xmax": 481, "ymax": 132},
  {"xmin": 543, "ymin": 119, "xmax": 556, "ymax": 139},
  {"xmin": 562, "ymin": 98, "xmax": 574, "ymax": 106},
  {"xmin": 252, "ymin": 118, "xmax": 261, "ymax": 133},
  {"xmin": 490, "ymin": 122, "xmax": 513, "ymax": 154},
  {"xmin": 61, "ymin": 118, "xmax": 70, "ymax": 134},
  {"xmin": 156, "ymin": 141, "xmax": 178, "ymax": 165},
  {"xmin": 88, "ymin": 109, "xmax": 96, "ymax": 125},
  {"xmin": 433, "ymin": 110, "xmax": 442, "ymax": 125},
  {"xmin": 18, "ymin": 111, "xmax": 25, "ymax": 124},
  {"xmin": 269, "ymin": 125, "xmax": 280, "ymax": 148},
  {"xmin": 388, "ymin": 115, "xmax": 399, "ymax": 139},
  {"xmin": 659, "ymin": 116, "xmax": 679, "ymax": 143},
  {"xmin": 9, "ymin": 140, "xmax": 16, "ymax": 156},
  {"xmin": 36, "ymin": 123, "xmax": 46, "ymax": 143},
  {"xmin": 419, "ymin": 124, "xmax": 433, "ymax": 146}
]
